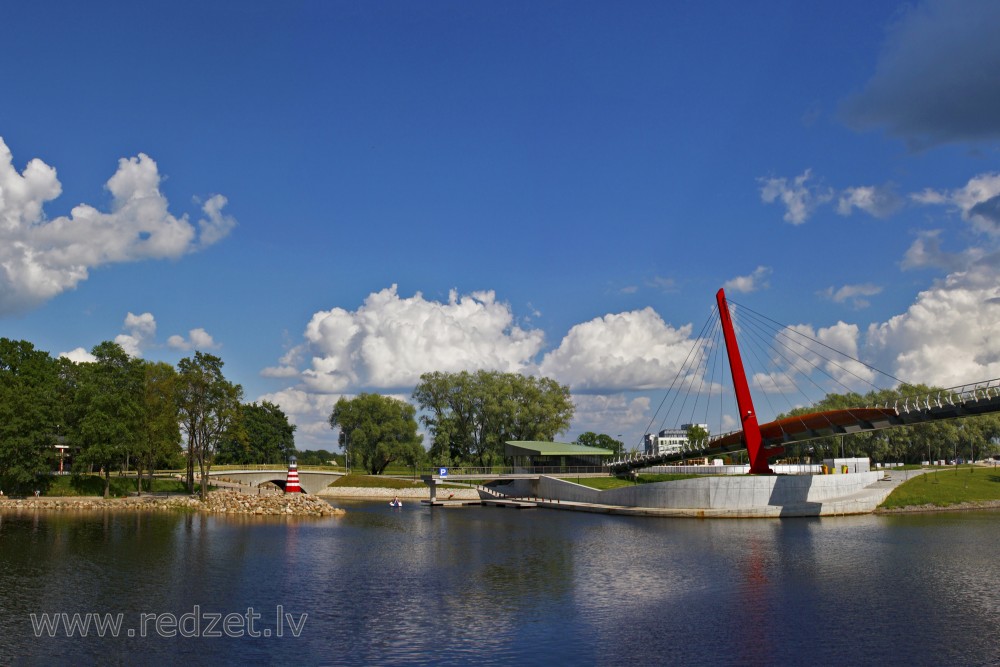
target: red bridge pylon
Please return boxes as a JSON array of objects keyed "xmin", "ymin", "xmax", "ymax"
[{"xmin": 717, "ymin": 288, "xmax": 785, "ymax": 474}]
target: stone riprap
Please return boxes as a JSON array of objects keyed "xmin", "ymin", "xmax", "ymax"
[{"xmin": 0, "ymin": 490, "xmax": 344, "ymax": 517}]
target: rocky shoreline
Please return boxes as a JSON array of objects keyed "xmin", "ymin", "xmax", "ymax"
[
  {"xmin": 0, "ymin": 490, "xmax": 345, "ymax": 517},
  {"xmin": 9, "ymin": 486, "xmax": 996, "ymax": 517}
]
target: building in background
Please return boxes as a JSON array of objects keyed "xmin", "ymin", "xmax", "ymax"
[{"xmin": 643, "ymin": 424, "xmax": 710, "ymax": 456}]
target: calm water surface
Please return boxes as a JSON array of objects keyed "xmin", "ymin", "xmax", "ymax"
[{"xmin": 1, "ymin": 501, "xmax": 999, "ymax": 666}]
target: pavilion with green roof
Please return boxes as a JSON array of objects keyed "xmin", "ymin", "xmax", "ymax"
[{"xmin": 504, "ymin": 440, "xmax": 613, "ymax": 468}]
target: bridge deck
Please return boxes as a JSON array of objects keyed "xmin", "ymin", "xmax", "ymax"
[{"xmin": 610, "ymin": 380, "xmax": 1000, "ymax": 474}]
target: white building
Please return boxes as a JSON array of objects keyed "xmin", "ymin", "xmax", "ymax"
[{"xmin": 643, "ymin": 424, "xmax": 710, "ymax": 456}]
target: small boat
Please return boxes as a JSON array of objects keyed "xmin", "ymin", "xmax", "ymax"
[{"xmin": 389, "ymin": 499, "xmax": 403, "ymax": 507}]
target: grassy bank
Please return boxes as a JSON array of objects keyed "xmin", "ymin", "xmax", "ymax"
[
  {"xmin": 329, "ymin": 474, "xmax": 427, "ymax": 490},
  {"xmin": 575, "ymin": 474, "xmax": 702, "ymax": 491},
  {"xmin": 43, "ymin": 475, "xmax": 189, "ymax": 498},
  {"xmin": 880, "ymin": 467, "xmax": 1000, "ymax": 510},
  {"xmin": 312, "ymin": 469, "xmax": 1000, "ymax": 511}
]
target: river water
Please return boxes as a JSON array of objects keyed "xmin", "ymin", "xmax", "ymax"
[{"xmin": 1, "ymin": 501, "xmax": 998, "ymax": 666}]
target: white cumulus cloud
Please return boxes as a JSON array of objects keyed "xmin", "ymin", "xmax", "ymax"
[
  {"xmin": 759, "ymin": 169, "xmax": 834, "ymax": 224},
  {"xmin": 539, "ymin": 308, "xmax": 700, "ymax": 391},
  {"xmin": 794, "ymin": 321, "xmax": 874, "ymax": 390},
  {"xmin": 569, "ymin": 394, "xmax": 651, "ymax": 449},
  {"xmin": 115, "ymin": 312, "xmax": 157, "ymax": 357},
  {"xmin": 819, "ymin": 283, "xmax": 883, "ymax": 309},
  {"xmin": 866, "ymin": 265, "xmax": 1000, "ymax": 388},
  {"xmin": 837, "ymin": 184, "xmax": 903, "ymax": 218},
  {"xmin": 900, "ymin": 230, "xmax": 983, "ymax": 272},
  {"xmin": 0, "ymin": 137, "xmax": 235, "ymax": 315},
  {"xmin": 283, "ymin": 285, "xmax": 544, "ymax": 392},
  {"xmin": 912, "ymin": 173, "xmax": 1000, "ymax": 237},
  {"xmin": 723, "ymin": 266, "xmax": 772, "ymax": 294},
  {"xmin": 167, "ymin": 327, "xmax": 218, "ymax": 351},
  {"xmin": 59, "ymin": 347, "xmax": 96, "ymax": 364},
  {"xmin": 258, "ymin": 388, "xmax": 342, "ymax": 439}
]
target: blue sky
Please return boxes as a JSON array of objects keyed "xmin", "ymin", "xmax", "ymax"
[{"xmin": 3, "ymin": 1, "xmax": 1000, "ymax": 451}]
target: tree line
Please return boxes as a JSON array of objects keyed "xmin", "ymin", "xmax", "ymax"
[
  {"xmin": 330, "ymin": 370, "xmax": 577, "ymax": 474},
  {"xmin": 779, "ymin": 385, "xmax": 1000, "ymax": 464},
  {"xmin": 0, "ymin": 338, "xmax": 297, "ymax": 498}
]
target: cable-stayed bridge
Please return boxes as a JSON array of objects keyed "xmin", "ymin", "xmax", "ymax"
[
  {"xmin": 609, "ymin": 290, "xmax": 1000, "ymax": 475},
  {"xmin": 609, "ymin": 378, "xmax": 1000, "ymax": 473}
]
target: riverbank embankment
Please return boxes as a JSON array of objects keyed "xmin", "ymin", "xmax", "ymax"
[
  {"xmin": 875, "ymin": 499, "xmax": 1000, "ymax": 514},
  {"xmin": 0, "ymin": 489, "xmax": 344, "ymax": 517}
]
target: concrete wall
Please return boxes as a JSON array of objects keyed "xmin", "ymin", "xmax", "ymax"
[
  {"xmin": 823, "ymin": 458, "xmax": 871, "ymax": 473},
  {"xmin": 210, "ymin": 470, "xmax": 343, "ymax": 495},
  {"xmin": 495, "ymin": 473, "xmax": 881, "ymax": 513}
]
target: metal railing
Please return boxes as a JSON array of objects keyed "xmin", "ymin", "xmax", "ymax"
[
  {"xmin": 207, "ymin": 464, "xmax": 345, "ymax": 473},
  {"xmin": 413, "ymin": 466, "xmax": 608, "ymax": 477},
  {"xmin": 876, "ymin": 377, "xmax": 1000, "ymax": 414}
]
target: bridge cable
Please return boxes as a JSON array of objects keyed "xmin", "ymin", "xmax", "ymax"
[
  {"xmin": 727, "ymin": 303, "xmax": 923, "ymax": 439},
  {"xmin": 737, "ymin": 307, "xmax": 876, "ymax": 436},
  {"xmin": 727, "ymin": 299, "xmax": 911, "ymax": 388},
  {"xmin": 640, "ymin": 304, "xmax": 720, "ymax": 448}
]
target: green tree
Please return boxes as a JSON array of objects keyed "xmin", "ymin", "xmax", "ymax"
[
  {"xmin": 176, "ymin": 352, "xmax": 243, "ymax": 499},
  {"xmin": 685, "ymin": 424, "xmax": 709, "ymax": 446},
  {"xmin": 0, "ymin": 339, "xmax": 64, "ymax": 494},
  {"xmin": 217, "ymin": 401, "xmax": 296, "ymax": 465},
  {"xmin": 776, "ymin": 383, "xmax": 1000, "ymax": 464},
  {"xmin": 71, "ymin": 342, "xmax": 143, "ymax": 498},
  {"xmin": 329, "ymin": 393, "xmax": 423, "ymax": 475},
  {"xmin": 413, "ymin": 370, "xmax": 574, "ymax": 467},
  {"xmin": 295, "ymin": 449, "xmax": 339, "ymax": 466},
  {"xmin": 575, "ymin": 431, "xmax": 624, "ymax": 456},
  {"xmin": 135, "ymin": 361, "xmax": 182, "ymax": 495}
]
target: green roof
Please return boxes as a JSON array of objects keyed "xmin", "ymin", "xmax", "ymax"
[{"xmin": 505, "ymin": 440, "xmax": 613, "ymax": 456}]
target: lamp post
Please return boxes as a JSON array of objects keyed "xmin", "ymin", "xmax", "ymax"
[{"xmin": 339, "ymin": 428, "xmax": 350, "ymax": 474}]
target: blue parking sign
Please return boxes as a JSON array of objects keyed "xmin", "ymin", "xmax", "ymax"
[{"xmin": 439, "ymin": 467, "xmax": 448, "ymax": 478}]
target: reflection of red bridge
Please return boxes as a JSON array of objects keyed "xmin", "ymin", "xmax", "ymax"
[{"xmin": 610, "ymin": 289, "xmax": 1000, "ymax": 475}]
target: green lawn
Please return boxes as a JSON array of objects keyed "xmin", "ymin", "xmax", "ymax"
[
  {"xmin": 44, "ymin": 475, "xmax": 189, "ymax": 498},
  {"xmin": 880, "ymin": 467, "xmax": 1000, "ymax": 509},
  {"xmin": 575, "ymin": 474, "xmax": 703, "ymax": 490},
  {"xmin": 329, "ymin": 474, "xmax": 427, "ymax": 489}
]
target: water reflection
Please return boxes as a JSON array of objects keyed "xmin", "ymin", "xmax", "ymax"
[{"xmin": 2, "ymin": 505, "xmax": 1000, "ymax": 665}]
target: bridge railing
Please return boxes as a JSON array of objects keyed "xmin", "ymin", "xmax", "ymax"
[
  {"xmin": 208, "ymin": 464, "xmax": 345, "ymax": 472},
  {"xmin": 414, "ymin": 466, "xmax": 608, "ymax": 477},
  {"xmin": 876, "ymin": 377, "xmax": 1000, "ymax": 414},
  {"xmin": 607, "ymin": 430, "xmax": 743, "ymax": 470}
]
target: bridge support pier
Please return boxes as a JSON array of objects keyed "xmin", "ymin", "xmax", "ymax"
[{"xmin": 421, "ymin": 476, "xmax": 439, "ymax": 502}]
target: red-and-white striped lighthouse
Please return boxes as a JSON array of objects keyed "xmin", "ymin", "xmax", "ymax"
[{"xmin": 285, "ymin": 455, "xmax": 302, "ymax": 493}]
